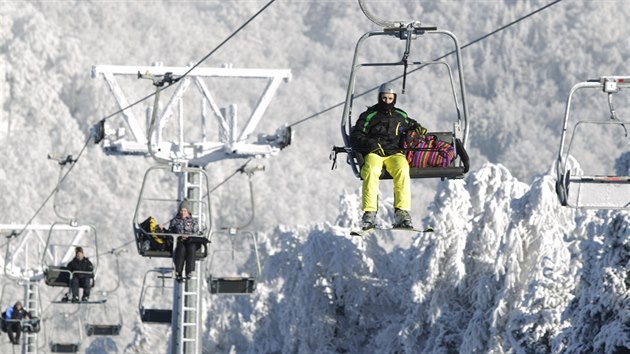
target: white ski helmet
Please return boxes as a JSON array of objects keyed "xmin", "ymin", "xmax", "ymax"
[{"xmin": 378, "ymin": 83, "xmax": 397, "ymax": 102}]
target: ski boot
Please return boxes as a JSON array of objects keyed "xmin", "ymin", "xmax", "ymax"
[
  {"xmin": 361, "ymin": 211, "xmax": 377, "ymax": 230},
  {"xmin": 393, "ymin": 209, "xmax": 413, "ymax": 229}
]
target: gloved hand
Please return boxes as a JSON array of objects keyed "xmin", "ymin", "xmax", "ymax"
[{"xmin": 413, "ymin": 123, "xmax": 427, "ymax": 136}]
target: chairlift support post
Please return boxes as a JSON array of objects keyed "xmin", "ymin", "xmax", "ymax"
[
  {"xmin": 556, "ymin": 76, "xmax": 630, "ymax": 209},
  {"xmin": 340, "ymin": 23, "xmax": 470, "ymax": 180},
  {"xmin": 22, "ymin": 281, "xmax": 41, "ymax": 352}
]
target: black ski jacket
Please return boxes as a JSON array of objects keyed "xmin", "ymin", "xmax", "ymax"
[
  {"xmin": 67, "ymin": 257, "xmax": 94, "ymax": 279},
  {"xmin": 350, "ymin": 105, "xmax": 420, "ymax": 156}
]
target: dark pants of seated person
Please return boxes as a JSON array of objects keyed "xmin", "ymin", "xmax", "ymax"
[
  {"xmin": 174, "ymin": 240, "xmax": 199, "ymax": 277},
  {"xmin": 70, "ymin": 277, "xmax": 91, "ymax": 299},
  {"xmin": 7, "ymin": 322, "xmax": 20, "ymax": 344}
]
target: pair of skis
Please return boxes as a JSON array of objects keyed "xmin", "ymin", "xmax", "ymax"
[{"xmin": 350, "ymin": 225, "xmax": 434, "ymax": 237}]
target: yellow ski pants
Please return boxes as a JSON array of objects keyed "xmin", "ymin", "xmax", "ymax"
[{"xmin": 360, "ymin": 152, "xmax": 411, "ymax": 212}]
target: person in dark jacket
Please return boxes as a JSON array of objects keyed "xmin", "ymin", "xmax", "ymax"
[
  {"xmin": 166, "ymin": 200, "xmax": 201, "ymax": 281},
  {"xmin": 350, "ymin": 83, "xmax": 427, "ymax": 230},
  {"xmin": 3, "ymin": 301, "xmax": 29, "ymax": 344},
  {"xmin": 66, "ymin": 247, "xmax": 94, "ymax": 302}
]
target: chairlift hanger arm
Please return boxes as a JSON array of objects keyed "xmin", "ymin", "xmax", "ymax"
[
  {"xmin": 48, "ymin": 157, "xmax": 79, "ymax": 225},
  {"xmin": 342, "ymin": 29, "xmax": 469, "ymax": 146},
  {"xmin": 557, "ymin": 77, "xmax": 630, "ymax": 172}
]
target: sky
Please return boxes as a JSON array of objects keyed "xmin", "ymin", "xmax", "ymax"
[{"xmin": 1, "ymin": 0, "xmax": 630, "ymax": 353}]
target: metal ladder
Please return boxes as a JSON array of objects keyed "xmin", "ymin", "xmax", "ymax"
[
  {"xmin": 172, "ymin": 169, "xmax": 205, "ymax": 354},
  {"xmin": 24, "ymin": 281, "xmax": 39, "ymax": 354},
  {"xmin": 173, "ymin": 263, "xmax": 203, "ymax": 354},
  {"xmin": 183, "ymin": 169, "xmax": 204, "ymax": 220}
]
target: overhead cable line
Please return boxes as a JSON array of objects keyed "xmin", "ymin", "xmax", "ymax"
[
  {"xmin": 98, "ymin": 242, "xmax": 133, "ymax": 257},
  {"xmin": 208, "ymin": 158, "xmax": 253, "ymax": 195},
  {"xmin": 8, "ymin": 134, "xmax": 92, "ymax": 239},
  {"xmin": 10, "ymin": 1, "xmax": 277, "ymax": 239},
  {"xmin": 288, "ymin": 0, "xmax": 563, "ymax": 128}
]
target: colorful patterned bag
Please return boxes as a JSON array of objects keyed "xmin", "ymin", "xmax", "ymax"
[{"xmin": 402, "ymin": 131, "xmax": 455, "ymax": 168}]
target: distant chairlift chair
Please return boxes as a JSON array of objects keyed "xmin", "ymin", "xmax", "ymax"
[
  {"xmin": 556, "ymin": 76, "xmax": 630, "ymax": 209},
  {"xmin": 138, "ymin": 268, "xmax": 174, "ymax": 324},
  {"xmin": 42, "ymin": 223, "xmax": 99, "ymax": 302},
  {"xmin": 207, "ymin": 228, "xmax": 261, "ymax": 295},
  {"xmin": 48, "ymin": 312, "xmax": 82, "ymax": 353},
  {"xmin": 85, "ymin": 295, "xmax": 122, "ymax": 336}
]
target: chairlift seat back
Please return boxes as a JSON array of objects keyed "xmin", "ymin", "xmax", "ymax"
[
  {"xmin": 134, "ymin": 226, "xmax": 173, "ymax": 258},
  {"xmin": 45, "ymin": 266, "xmax": 71, "ymax": 287},
  {"xmin": 50, "ymin": 343, "xmax": 80, "ymax": 353},
  {"xmin": 86, "ymin": 324, "xmax": 121, "ymax": 336},
  {"xmin": 140, "ymin": 308, "xmax": 172, "ymax": 324},
  {"xmin": 209, "ymin": 276, "xmax": 256, "ymax": 295}
]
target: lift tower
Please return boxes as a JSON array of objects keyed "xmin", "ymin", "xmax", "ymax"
[{"xmin": 92, "ymin": 63, "xmax": 291, "ymax": 354}]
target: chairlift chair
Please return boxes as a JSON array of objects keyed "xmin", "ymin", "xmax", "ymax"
[
  {"xmin": 138, "ymin": 268, "xmax": 174, "ymax": 324},
  {"xmin": 0, "ymin": 281, "xmax": 42, "ymax": 353},
  {"xmin": 556, "ymin": 76, "xmax": 630, "ymax": 209},
  {"xmin": 132, "ymin": 164, "xmax": 212, "ymax": 259},
  {"xmin": 47, "ymin": 312, "xmax": 82, "ymax": 353},
  {"xmin": 337, "ymin": 10, "xmax": 470, "ymax": 180},
  {"xmin": 0, "ymin": 282, "xmax": 42, "ymax": 330},
  {"xmin": 207, "ymin": 228, "xmax": 261, "ymax": 295},
  {"xmin": 41, "ymin": 223, "xmax": 98, "ymax": 298},
  {"xmin": 84, "ymin": 293, "xmax": 122, "ymax": 336},
  {"xmin": 85, "ymin": 248, "xmax": 126, "ymax": 335},
  {"xmin": 0, "ymin": 318, "xmax": 41, "ymax": 336}
]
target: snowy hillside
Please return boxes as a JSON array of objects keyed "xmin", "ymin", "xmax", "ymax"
[
  {"xmin": 198, "ymin": 163, "xmax": 629, "ymax": 353},
  {"xmin": 1, "ymin": 0, "xmax": 630, "ymax": 353}
]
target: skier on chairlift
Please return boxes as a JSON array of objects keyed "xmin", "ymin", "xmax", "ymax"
[
  {"xmin": 163, "ymin": 200, "xmax": 201, "ymax": 282},
  {"xmin": 63, "ymin": 247, "xmax": 94, "ymax": 303},
  {"xmin": 2, "ymin": 301, "xmax": 30, "ymax": 345},
  {"xmin": 350, "ymin": 83, "xmax": 427, "ymax": 230}
]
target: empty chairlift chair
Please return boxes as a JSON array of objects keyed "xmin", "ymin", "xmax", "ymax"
[
  {"xmin": 48, "ymin": 312, "xmax": 82, "ymax": 353},
  {"xmin": 138, "ymin": 268, "xmax": 174, "ymax": 324},
  {"xmin": 84, "ymin": 293, "xmax": 122, "ymax": 336},
  {"xmin": 556, "ymin": 76, "xmax": 630, "ymax": 209},
  {"xmin": 207, "ymin": 228, "xmax": 261, "ymax": 295}
]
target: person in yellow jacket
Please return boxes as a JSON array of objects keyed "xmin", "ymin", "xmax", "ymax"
[{"xmin": 350, "ymin": 83, "xmax": 426, "ymax": 230}]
